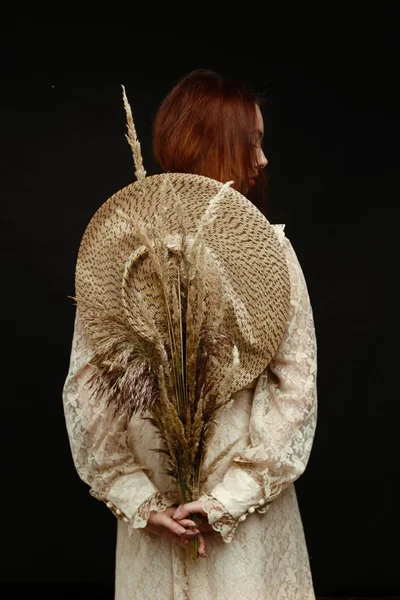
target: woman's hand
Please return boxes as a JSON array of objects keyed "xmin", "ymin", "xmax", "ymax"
[
  {"xmin": 172, "ymin": 500, "xmax": 207, "ymax": 521},
  {"xmin": 172, "ymin": 500, "xmax": 214, "ymax": 557},
  {"xmin": 144, "ymin": 504, "xmax": 211, "ymax": 557},
  {"xmin": 144, "ymin": 506, "xmax": 203, "ymax": 551}
]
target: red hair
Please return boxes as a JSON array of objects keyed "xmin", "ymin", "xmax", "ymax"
[{"xmin": 152, "ymin": 69, "xmax": 268, "ymax": 206}]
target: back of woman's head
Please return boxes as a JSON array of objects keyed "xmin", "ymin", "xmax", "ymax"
[{"xmin": 153, "ymin": 69, "xmax": 267, "ymax": 202}]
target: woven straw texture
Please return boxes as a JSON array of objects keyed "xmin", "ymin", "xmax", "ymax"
[{"xmin": 75, "ymin": 172, "xmax": 291, "ymax": 393}]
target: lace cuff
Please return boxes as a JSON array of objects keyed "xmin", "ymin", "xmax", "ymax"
[
  {"xmin": 128, "ymin": 491, "xmax": 175, "ymax": 533},
  {"xmin": 90, "ymin": 488, "xmax": 175, "ymax": 534},
  {"xmin": 198, "ymin": 493, "xmax": 240, "ymax": 544}
]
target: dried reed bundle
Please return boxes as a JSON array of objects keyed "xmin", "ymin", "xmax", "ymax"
[{"xmin": 73, "ymin": 179, "xmax": 240, "ymax": 560}]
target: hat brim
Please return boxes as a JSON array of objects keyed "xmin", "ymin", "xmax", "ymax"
[{"xmin": 75, "ymin": 172, "xmax": 291, "ymax": 394}]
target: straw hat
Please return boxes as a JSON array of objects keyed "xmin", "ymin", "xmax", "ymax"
[{"xmin": 74, "ymin": 88, "xmax": 291, "ymax": 404}]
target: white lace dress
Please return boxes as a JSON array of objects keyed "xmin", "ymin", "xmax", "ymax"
[{"xmin": 62, "ymin": 224, "xmax": 318, "ymax": 600}]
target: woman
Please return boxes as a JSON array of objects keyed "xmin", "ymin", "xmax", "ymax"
[
  {"xmin": 152, "ymin": 69, "xmax": 268, "ymax": 205},
  {"xmin": 63, "ymin": 70, "xmax": 318, "ymax": 599}
]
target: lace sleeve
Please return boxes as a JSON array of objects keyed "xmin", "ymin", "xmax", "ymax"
[
  {"xmin": 202, "ymin": 228, "xmax": 318, "ymax": 543},
  {"xmin": 62, "ymin": 309, "xmax": 174, "ymax": 531},
  {"xmin": 197, "ymin": 493, "xmax": 240, "ymax": 543}
]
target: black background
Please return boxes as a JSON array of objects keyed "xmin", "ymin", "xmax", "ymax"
[{"xmin": 2, "ymin": 20, "xmax": 399, "ymax": 600}]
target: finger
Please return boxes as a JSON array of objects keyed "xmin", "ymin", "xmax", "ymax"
[
  {"xmin": 177, "ymin": 519, "xmax": 198, "ymax": 528},
  {"xmin": 146, "ymin": 524, "xmax": 184, "ymax": 541},
  {"xmin": 150, "ymin": 525, "xmax": 178, "ymax": 540},
  {"xmin": 154, "ymin": 512, "xmax": 188, "ymax": 536},
  {"xmin": 178, "ymin": 521, "xmax": 200, "ymax": 536},
  {"xmin": 197, "ymin": 533, "xmax": 207, "ymax": 559},
  {"xmin": 173, "ymin": 501, "xmax": 206, "ymax": 520},
  {"xmin": 180, "ymin": 529, "xmax": 200, "ymax": 538},
  {"xmin": 172, "ymin": 503, "xmax": 194, "ymax": 520}
]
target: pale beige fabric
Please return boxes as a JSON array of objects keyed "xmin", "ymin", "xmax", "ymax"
[{"xmin": 62, "ymin": 224, "xmax": 317, "ymax": 599}]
